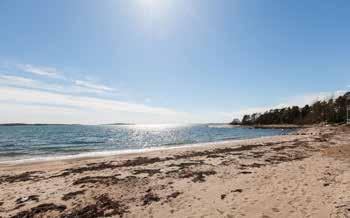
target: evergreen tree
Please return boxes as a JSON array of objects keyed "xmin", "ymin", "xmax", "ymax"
[{"xmin": 238, "ymin": 93, "xmax": 348, "ymax": 125}]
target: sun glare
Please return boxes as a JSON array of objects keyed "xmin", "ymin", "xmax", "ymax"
[{"xmin": 140, "ymin": 0, "xmax": 162, "ymax": 11}]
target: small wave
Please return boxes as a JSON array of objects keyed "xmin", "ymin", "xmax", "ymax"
[
  {"xmin": 0, "ymin": 151, "xmax": 28, "ymax": 157},
  {"xmin": 0, "ymin": 143, "xmax": 21, "ymax": 148},
  {"xmin": 162, "ymin": 140, "xmax": 197, "ymax": 146},
  {"xmin": 0, "ymin": 139, "xmax": 237, "ymax": 164},
  {"xmin": 68, "ymin": 140, "xmax": 105, "ymax": 145}
]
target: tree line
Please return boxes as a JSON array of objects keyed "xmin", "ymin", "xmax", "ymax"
[{"xmin": 234, "ymin": 93, "xmax": 349, "ymax": 125}]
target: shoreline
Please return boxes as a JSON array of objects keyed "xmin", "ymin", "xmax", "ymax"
[
  {"xmin": 230, "ymin": 124, "xmax": 310, "ymax": 129},
  {"xmin": 0, "ymin": 134, "xmax": 294, "ymax": 169},
  {"xmin": 1, "ymin": 125, "xmax": 350, "ymax": 217},
  {"xmin": 0, "ymin": 129, "xmax": 295, "ymax": 166}
]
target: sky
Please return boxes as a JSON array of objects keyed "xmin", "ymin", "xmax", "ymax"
[{"xmin": 0, "ymin": 0, "xmax": 349, "ymax": 124}]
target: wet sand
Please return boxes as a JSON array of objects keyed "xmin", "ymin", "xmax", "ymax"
[{"xmin": 0, "ymin": 125, "xmax": 350, "ymax": 218}]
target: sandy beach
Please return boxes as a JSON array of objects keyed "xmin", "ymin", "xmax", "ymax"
[{"xmin": 0, "ymin": 125, "xmax": 350, "ymax": 218}]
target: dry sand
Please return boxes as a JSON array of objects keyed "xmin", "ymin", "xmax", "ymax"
[{"xmin": 0, "ymin": 125, "xmax": 350, "ymax": 218}]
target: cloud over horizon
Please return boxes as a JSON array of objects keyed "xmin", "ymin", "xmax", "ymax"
[
  {"xmin": 0, "ymin": 86, "xmax": 193, "ymax": 124},
  {"xmin": 1, "ymin": 61, "xmax": 348, "ymax": 124},
  {"xmin": 0, "ymin": 63, "xmax": 196, "ymax": 124}
]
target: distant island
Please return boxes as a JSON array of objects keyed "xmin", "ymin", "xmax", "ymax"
[
  {"xmin": 0, "ymin": 123, "xmax": 79, "ymax": 126},
  {"xmin": 0, "ymin": 123, "xmax": 136, "ymax": 126},
  {"xmin": 0, "ymin": 123, "xmax": 29, "ymax": 126},
  {"xmin": 103, "ymin": 123, "xmax": 135, "ymax": 126}
]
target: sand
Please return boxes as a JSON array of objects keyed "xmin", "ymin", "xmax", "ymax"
[{"xmin": 0, "ymin": 125, "xmax": 350, "ymax": 218}]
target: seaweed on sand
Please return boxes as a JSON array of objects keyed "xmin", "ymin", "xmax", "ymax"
[
  {"xmin": 57, "ymin": 157, "xmax": 173, "ymax": 177},
  {"xmin": 73, "ymin": 175, "xmax": 142, "ymax": 187},
  {"xmin": 62, "ymin": 190, "xmax": 86, "ymax": 201},
  {"xmin": 0, "ymin": 171, "xmax": 43, "ymax": 184},
  {"xmin": 132, "ymin": 168, "xmax": 161, "ymax": 177},
  {"xmin": 179, "ymin": 170, "xmax": 217, "ymax": 183},
  {"xmin": 11, "ymin": 203, "xmax": 66, "ymax": 218},
  {"xmin": 142, "ymin": 192, "xmax": 160, "ymax": 205},
  {"xmin": 62, "ymin": 194, "xmax": 128, "ymax": 217},
  {"xmin": 167, "ymin": 160, "xmax": 205, "ymax": 169}
]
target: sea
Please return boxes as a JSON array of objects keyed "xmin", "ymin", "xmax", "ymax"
[{"xmin": 0, "ymin": 124, "xmax": 294, "ymax": 163}]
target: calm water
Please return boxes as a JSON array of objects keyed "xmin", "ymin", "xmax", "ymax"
[{"xmin": 0, "ymin": 124, "xmax": 293, "ymax": 163}]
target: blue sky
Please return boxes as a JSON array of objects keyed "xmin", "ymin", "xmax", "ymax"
[{"xmin": 0, "ymin": 0, "xmax": 349, "ymax": 124}]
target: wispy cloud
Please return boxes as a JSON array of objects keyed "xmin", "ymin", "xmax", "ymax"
[
  {"xmin": 0, "ymin": 75, "xmax": 38, "ymax": 87},
  {"xmin": 74, "ymin": 80, "xmax": 115, "ymax": 93},
  {"xmin": 17, "ymin": 64, "xmax": 61, "ymax": 78},
  {"xmin": 3, "ymin": 61, "xmax": 117, "ymax": 94},
  {"xmin": 0, "ymin": 74, "xmax": 115, "ymax": 95}
]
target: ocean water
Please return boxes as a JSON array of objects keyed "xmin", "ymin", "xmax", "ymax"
[{"xmin": 0, "ymin": 124, "xmax": 294, "ymax": 163}]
